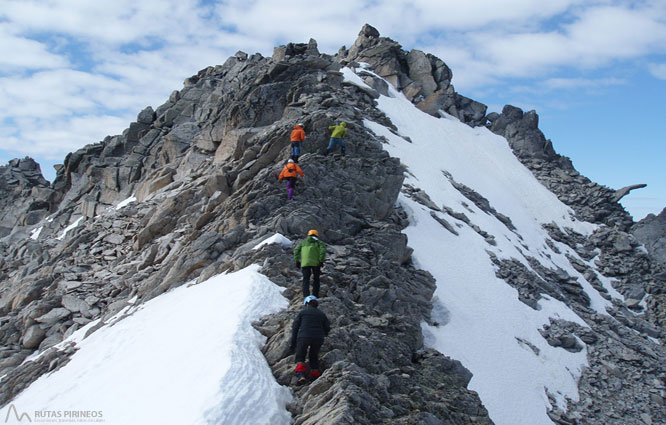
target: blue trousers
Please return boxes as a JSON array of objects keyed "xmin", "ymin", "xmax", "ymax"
[
  {"xmin": 291, "ymin": 142, "xmax": 301, "ymax": 157},
  {"xmin": 325, "ymin": 138, "xmax": 345, "ymax": 154}
]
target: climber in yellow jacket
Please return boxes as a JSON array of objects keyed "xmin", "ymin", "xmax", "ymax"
[{"xmin": 324, "ymin": 122, "xmax": 347, "ymax": 156}]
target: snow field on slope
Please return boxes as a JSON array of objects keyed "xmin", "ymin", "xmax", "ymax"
[
  {"xmin": 342, "ymin": 67, "xmax": 617, "ymax": 425},
  {"xmin": 0, "ymin": 265, "xmax": 292, "ymax": 425}
]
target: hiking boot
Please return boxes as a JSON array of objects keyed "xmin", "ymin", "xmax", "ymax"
[{"xmin": 308, "ymin": 369, "xmax": 321, "ymax": 381}]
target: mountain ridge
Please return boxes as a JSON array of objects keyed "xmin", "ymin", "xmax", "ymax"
[{"xmin": 1, "ymin": 24, "xmax": 664, "ymax": 425}]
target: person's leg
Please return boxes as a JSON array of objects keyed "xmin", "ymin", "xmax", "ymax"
[
  {"xmin": 324, "ymin": 138, "xmax": 336, "ymax": 155},
  {"xmin": 340, "ymin": 139, "xmax": 346, "ymax": 156},
  {"xmin": 312, "ymin": 266, "xmax": 321, "ymax": 297},
  {"xmin": 286, "ymin": 177, "xmax": 296, "ymax": 199},
  {"xmin": 308, "ymin": 338, "xmax": 324, "ymax": 379},
  {"xmin": 302, "ymin": 267, "xmax": 311, "ymax": 297},
  {"xmin": 294, "ymin": 142, "xmax": 301, "ymax": 162},
  {"xmin": 294, "ymin": 338, "xmax": 308, "ymax": 378},
  {"xmin": 285, "ymin": 180, "xmax": 293, "ymax": 199}
]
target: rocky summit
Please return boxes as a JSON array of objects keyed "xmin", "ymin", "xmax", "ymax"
[{"xmin": 1, "ymin": 24, "xmax": 665, "ymax": 425}]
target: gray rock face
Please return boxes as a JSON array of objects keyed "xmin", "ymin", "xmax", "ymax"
[
  {"xmin": 35, "ymin": 308, "xmax": 71, "ymax": 326},
  {"xmin": 488, "ymin": 106, "xmax": 555, "ymax": 160},
  {"xmin": 0, "ymin": 157, "xmax": 54, "ymax": 237},
  {"xmin": 21, "ymin": 325, "xmax": 46, "ymax": 349},
  {"xmin": 633, "ymin": 207, "xmax": 666, "ymax": 265}
]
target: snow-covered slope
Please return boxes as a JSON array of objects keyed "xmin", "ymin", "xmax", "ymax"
[
  {"xmin": 0, "ymin": 265, "xmax": 291, "ymax": 425},
  {"xmin": 345, "ymin": 67, "xmax": 625, "ymax": 425}
]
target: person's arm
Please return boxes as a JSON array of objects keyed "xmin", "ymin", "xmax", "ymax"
[
  {"xmin": 291, "ymin": 312, "xmax": 302, "ymax": 348},
  {"xmin": 318, "ymin": 241, "xmax": 326, "ymax": 264},
  {"xmin": 294, "ymin": 242, "xmax": 302, "ymax": 264},
  {"xmin": 322, "ymin": 313, "xmax": 331, "ymax": 336}
]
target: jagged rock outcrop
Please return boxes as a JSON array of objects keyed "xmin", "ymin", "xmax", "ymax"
[
  {"xmin": 487, "ymin": 105, "xmax": 557, "ymax": 161},
  {"xmin": 1, "ymin": 24, "xmax": 665, "ymax": 425},
  {"xmin": 343, "ymin": 24, "xmax": 487, "ymax": 126},
  {"xmin": 633, "ymin": 207, "xmax": 666, "ymax": 265},
  {"xmin": 0, "ymin": 157, "xmax": 54, "ymax": 238}
]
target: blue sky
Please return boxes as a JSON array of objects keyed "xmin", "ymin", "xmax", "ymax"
[{"xmin": 1, "ymin": 0, "xmax": 664, "ymax": 220}]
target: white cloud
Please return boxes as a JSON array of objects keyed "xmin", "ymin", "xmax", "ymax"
[
  {"xmin": 0, "ymin": 70, "xmax": 125, "ymax": 117},
  {"xmin": 648, "ymin": 63, "xmax": 666, "ymax": 79},
  {"xmin": 0, "ymin": 23, "xmax": 69, "ymax": 71},
  {"xmin": 564, "ymin": 5, "xmax": 666, "ymax": 65},
  {"xmin": 543, "ymin": 77, "xmax": 624, "ymax": 89},
  {"xmin": 405, "ymin": 0, "xmax": 583, "ymax": 30},
  {"xmin": 1, "ymin": 114, "xmax": 131, "ymax": 160},
  {"xmin": 411, "ymin": 3, "xmax": 666, "ymax": 91},
  {"xmin": 1, "ymin": 0, "xmax": 214, "ymax": 45}
]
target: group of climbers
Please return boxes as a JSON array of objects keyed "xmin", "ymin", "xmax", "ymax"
[
  {"xmin": 290, "ymin": 229, "xmax": 329, "ymax": 385},
  {"xmin": 278, "ymin": 122, "xmax": 347, "ymax": 384},
  {"xmin": 278, "ymin": 121, "xmax": 348, "ymax": 200}
]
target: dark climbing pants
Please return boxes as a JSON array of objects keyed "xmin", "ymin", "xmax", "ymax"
[
  {"xmin": 302, "ymin": 266, "xmax": 321, "ymax": 297},
  {"xmin": 295, "ymin": 337, "xmax": 323, "ymax": 370}
]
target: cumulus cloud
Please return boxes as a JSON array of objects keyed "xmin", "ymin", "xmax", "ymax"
[
  {"xmin": 0, "ymin": 23, "xmax": 69, "ymax": 72},
  {"xmin": 2, "ymin": 0, "xmax": 210, "ymax": 45},
  {"xmin": 426, "ymin": 4, "xmax": 666, "ymax": 89}
]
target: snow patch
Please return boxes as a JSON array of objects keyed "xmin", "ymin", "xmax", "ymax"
[
  {"xmin": 29, "ymin": 226, "xmax": 43, "ymax": 240},
  {"xmin": 1, "ymin": 265, "xmax": 292, "ymax": 425},
  {"xmin": 115, "ymin": 195, "xmax": 137, "ymax": 210},
  {"xmin": 57, "ymin": 217, "xmax": 84, "ymax": 241},
  {"xmin": 253, "ymin": 233, "xmax": 293, "ymax": 250}
]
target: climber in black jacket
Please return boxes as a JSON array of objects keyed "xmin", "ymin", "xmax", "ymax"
[{"xmin": 290, "ymin": 295, "xmax": 330, "ymax": 383}]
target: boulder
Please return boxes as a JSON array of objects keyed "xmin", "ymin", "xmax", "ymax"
[
  {"xmin": 61, "ymin": 295, "xmax": 89, "ymax": 314},
  {"xmin": 35, "ymin": 308, "xmax": 71, "ymax": 326},
  {"xmin": 22, "ymin": 325, "xmax": 46, "ymax": 349},
  {"xmin": 407, "ymin": 49, "xmax": 437, "ymax": 97}
]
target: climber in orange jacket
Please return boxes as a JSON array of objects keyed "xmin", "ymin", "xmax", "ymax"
[
  {"xmin": 278, "ymin": 159, "xmax": 304, "ymax": 200},
  {"xmin": 290, "ymin": 123, "xmax": 306, "ymax": 163}
]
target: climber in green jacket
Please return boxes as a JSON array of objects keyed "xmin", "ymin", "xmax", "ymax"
[
  {"xmin": 294, "ymin": 229, "xmax": 326, "ymax": 298},
  {"xmin": 324, "ymin": 122, "xmax": 347, "ymax": 156}
]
